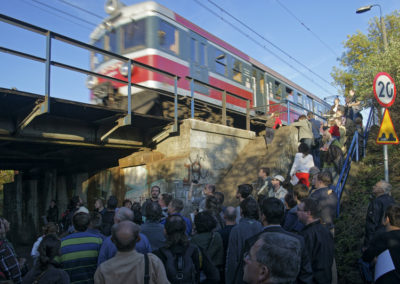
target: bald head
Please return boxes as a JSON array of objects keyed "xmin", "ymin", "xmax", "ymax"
[
  {"xmin": 114, "ymin": 207, "xmax": 134, "ymax": 224},
  {"xmin": 111, "ymin": 221, "xmax": 140, "ymax": 252},
  {"xmin": 224, "ymin": 206, "xmax": 237, "ymax": 225}
]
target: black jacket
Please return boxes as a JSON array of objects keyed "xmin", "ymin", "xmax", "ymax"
[
  {"xmin": 362, "ymin": 230, "xmax": 400, "ymax": 284},
  {"xmin": 300, "ymin": 220, "xmax": 334, "ymax": 284},
  {"xmin": 309, "ymin": 187, "xmax": 338, "ymax": 230},
  {"xmin": 233, "ymin": 225, "xmax": 313, "ymax": 284},
  {"xmin": 22, "ymin": 264, "xmax": 69, "ymax": 284},
  {"xmin": 364, "ymin": 194, "xmax": 395, "ymax": 246}
]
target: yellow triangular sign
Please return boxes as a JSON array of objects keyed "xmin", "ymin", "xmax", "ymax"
[{"xmin": 376, "ymin": 109, "xmax": 399, "ymax": 144}]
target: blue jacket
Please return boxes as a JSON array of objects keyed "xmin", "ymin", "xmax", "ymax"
[{"xmin": 97, "ymin": 233, "xmax": 151, "ymax": 265}]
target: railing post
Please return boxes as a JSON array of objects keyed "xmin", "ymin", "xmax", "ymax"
[
  {"xmin": 222, "ymin": 91, "xmax": 227, "ymax": 126},
  {"xmin": 173, "ymin": 76, "xmax": 178, "ymax": 132},
  {"xmin": 246, "ymin": 100, "xmax": 250, "ymax": 130},
  {"xmin": 126, "ymin": 59, "xmax": 132, "ymax": 124},
  {"xmin": 355, "ymin": 131, "xmax": 359, "ymax": 162},
  {"xmin": 190, "ymin": 78, "xmax": 194, "ymax": 119},
  {"xmin": 286, "ymin": 100, "xmax": 290, "ymax": 125},
  {"xmin": 44, "ymin": 31, "xmax": 52, "ymax": 113}
]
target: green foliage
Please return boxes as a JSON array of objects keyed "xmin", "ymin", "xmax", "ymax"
[
  {"xmin": 331, "ymin": 10, "xmax": 400, "ymax": 102},
  {"xmin": 0, "ymin": 171, "xmax": 14, "ymax": 185}
]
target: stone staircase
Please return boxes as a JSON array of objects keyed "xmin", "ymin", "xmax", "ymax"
[{"xmin": 217, "ymin": 126, "xmax": 298, "ymax": 205}]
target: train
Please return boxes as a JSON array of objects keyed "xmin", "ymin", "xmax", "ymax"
[{"xmin": 86, "ymin": 0, "xmax": 330, "ymax": 127}]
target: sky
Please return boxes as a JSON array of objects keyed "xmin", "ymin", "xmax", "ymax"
[{"xmin": 0, "ymin": 0, "xmax": 398, "ymax": 104}]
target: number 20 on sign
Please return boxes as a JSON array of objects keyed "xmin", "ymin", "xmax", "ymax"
[{"xmin": 373, "ymin": 72, "xmax": 396, "ymax": 108}]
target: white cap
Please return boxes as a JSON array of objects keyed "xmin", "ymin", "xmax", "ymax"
[
  {"xmin": 74, "ymin": 206, "xmax": 89, "ymax": 215},
  {"xmin": 273, "ymin": 175, "xmax": 285, "ymax": 183}
]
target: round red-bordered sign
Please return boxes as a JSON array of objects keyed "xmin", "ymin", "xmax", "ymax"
[{"xmin": 373, "ymin": 72, "xmax": 396, "ymax": 108}]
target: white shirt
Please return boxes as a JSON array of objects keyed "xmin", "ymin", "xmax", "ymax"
[
  {"xmin": 290, "ymin": 153, "xmax": 315, "ymax": 176},
  {"xmin": 31, "ymin": 236, "xmax": 43, "ymax": 257}
]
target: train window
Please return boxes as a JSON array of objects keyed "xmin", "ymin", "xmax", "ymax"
[
  {"xmin": 232, "ymin": 59, "xmax": 242, "ymax": 82},
  {"xmin": 199, "ymin": 43, "xmax": 206, "ymax": 66},
  {"xmin": 297, "ymin": 93, "xmax": 303, "ymax": 105},
  {"xmin": 286, "ymin": 87, "xmax": 294, "ymax": 101},
  {"xmin": 158, "ymin": 20, "xmax": 179, "ymax": 55},
  {"xmin": 274, "ymin": 81, "xmax": 282, "ymax": 100},
  {"xmin": 106, "ymin": 29, "xmax": 118, "ymax": 53},
  {"xmin": 305, "ymin": 96, "xmax": 313, "ymax": 111},
  {"xmin": 215, "ymin": 49, "xmax": 226, "ymax": 76},
  {"xmin": 122, "ymin": 20, "xmax": 145, "ymax": 51},
  {"xmin": 259, "ymin": 75, "xmax": 265, "ymax": 95}
]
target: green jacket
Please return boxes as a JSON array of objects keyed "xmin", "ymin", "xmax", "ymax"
[{"xmin": 291, "ymin": 119, "xmax": 314, "ymax": 140}]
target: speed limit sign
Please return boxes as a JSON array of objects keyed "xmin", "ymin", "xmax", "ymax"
[{"xmin": 374, "ymin": 72, "xmax": 396, "ymax": 107}]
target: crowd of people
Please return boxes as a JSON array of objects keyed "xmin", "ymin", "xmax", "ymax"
[
  {"xmin": 0, "ymin": 171, "xmax": 397, "ymax": 284},
  {"xmin": 0, "ymin": 93, "xmax": 398, "ymax": 283}
]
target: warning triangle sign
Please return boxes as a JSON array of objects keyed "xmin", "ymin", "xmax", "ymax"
[{"xmin": 376, "ymin": 109, "xmax": 399, "ymax": 144}]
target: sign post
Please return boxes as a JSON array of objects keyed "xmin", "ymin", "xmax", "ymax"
[{"xmin": 373, "ymin": 72, "xmax": 397, "ymax": 182}]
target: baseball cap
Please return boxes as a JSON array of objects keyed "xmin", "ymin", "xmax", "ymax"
[{"xmin": 273, "ymin": 175, "xmax": 285, "ymax": 183}]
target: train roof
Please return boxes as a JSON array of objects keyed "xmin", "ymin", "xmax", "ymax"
[{"xmin": 91, "ymin": 1, "xmax": 327, "ymax": 104}]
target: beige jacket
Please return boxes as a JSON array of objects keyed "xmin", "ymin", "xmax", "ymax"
[{"xmin": 94, "ymin": 250, "xmax": 170, "ymax": 284}]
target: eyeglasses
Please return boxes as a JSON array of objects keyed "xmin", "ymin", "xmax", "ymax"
[{"xmin": 244, "ymin": 251, "xmax": 255, "ymax": 262}]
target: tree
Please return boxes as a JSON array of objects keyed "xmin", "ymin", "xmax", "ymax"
[{"xmin": 331, "ymin": 11, "xmax": 400, "ymax": 117}]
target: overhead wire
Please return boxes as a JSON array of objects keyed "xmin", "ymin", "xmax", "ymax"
[
  {"xmin": 55, "ymin": 0, "xmax": 104, "ymax": 20},
  {"xmin": 193, "ymin": 0, "xmax": 336, "ymax": 97},
  {"xmin": 18, "ymin": 0, "xmax": 94, "ymax": 31},
  {"xmin": 31, "ymin": 0, "xmax": 98, "ymax": 27},
  {"xmin": 205, "ymin": 0, "xmax": 338, "ymax": 93},
  {"xmin": 275, "ymin": 0, "xmax": 339, "ymax": 58}
]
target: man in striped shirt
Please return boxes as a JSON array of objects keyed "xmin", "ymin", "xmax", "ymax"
[{"xmin": 60, "ymin": 211, "xmax": 103, "ymax": 283}]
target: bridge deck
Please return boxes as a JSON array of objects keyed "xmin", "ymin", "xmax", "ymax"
[{"xmin": 0, "ymin": 88, "xmax": 174, "ymax": 172}]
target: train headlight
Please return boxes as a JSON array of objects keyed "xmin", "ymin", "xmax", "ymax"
[
  {"xmin": 85, "ymin": 75, "xmax": 98, "ymax": 89},
  {"xmin": 119, "ymin": 62, "xmax": 134, "ymax": 77}
]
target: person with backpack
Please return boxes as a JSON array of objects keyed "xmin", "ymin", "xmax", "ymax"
[
  {"xmin": 154, "ymin": 215, "xmax": 220, "ymax": 284},
  {"xmin": 191, "ymin": 211, "xmax": 224, "ymax": 278}
]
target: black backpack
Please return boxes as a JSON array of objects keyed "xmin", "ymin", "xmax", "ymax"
[{"xmin": 158, "ymin": 244, "xmax": 201, "ymax": 284}]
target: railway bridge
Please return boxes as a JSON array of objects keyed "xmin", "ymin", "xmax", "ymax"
[{"xmin": 0, "ymin": 14, "xmax": 265, "ymax": 243}]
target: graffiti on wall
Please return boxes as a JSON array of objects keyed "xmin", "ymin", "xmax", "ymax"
[
  {"xmin": 124, "ymin": 166, "xmax": 148, "ymax": 203},
  {"xmin": 183, "ymin": 153, "xmax": 209, "ymax": 185}
]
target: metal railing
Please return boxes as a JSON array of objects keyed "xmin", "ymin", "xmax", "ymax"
[
  {"xmin": 0, "ymin": 13, "xmax": 181, "ymax": 135},
  {"xmin": 336, "ymin": 106, "xmax": 375, "ymax": 216},
  {"xmin": 186, "ymin": 76, "xmax": 251, "ymax": 129},
  {"xmin": 1, "ymin": 14, "xmax": 263, "ymax": 135},
  {"xmin": 251, "ymin": 99, "xmax": 328, "ymax": 124}
]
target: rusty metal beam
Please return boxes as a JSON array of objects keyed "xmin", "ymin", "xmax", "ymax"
[
  {"xmin": 16, "ymin": 100, "xmax": 49, "ymax": 134},
  {"xmin": 100, "ymin": 115, "xmax": 132, "ymax": 142}
]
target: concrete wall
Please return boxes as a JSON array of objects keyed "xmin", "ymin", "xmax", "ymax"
[{"xmin": 120, "ymin": 119, "xmax": 256, "ymax": 207}]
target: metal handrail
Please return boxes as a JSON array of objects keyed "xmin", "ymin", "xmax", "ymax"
[
  {"xmin": 251, "ymin": 99, "xmax": 327, "ymax": 123},
  {"xmin": 336, "ymin": 106, "xmax": 375, "ymax": 216}
]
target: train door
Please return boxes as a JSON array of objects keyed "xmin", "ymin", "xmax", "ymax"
[
  {"xmin": 189, "ymin": 32, "xmax": 209, "ymax": 94},
  {"xmin": 252, "ymin": 68, "xmax": 266, "ymax": 113}
]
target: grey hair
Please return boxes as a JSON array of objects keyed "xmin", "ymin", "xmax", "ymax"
[
  {"xmin": 115, "ymin": 207, "xmax": 134, "ymax": 222},
  {"xmin": 379, "ymin": 180, "xmax": 392, "ymax": 193},
  {"xmin": 256, "ymin": 232, "xmax": 301, "ymax": 283}
]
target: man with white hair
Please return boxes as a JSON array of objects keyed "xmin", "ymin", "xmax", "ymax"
[
  {"xmin": 97, "ymin": 207, "xmax": 151, "ymax": 265},
  {"xmin": 364, "ymin": 180, "xmax": 395, "ymax": 248}
]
